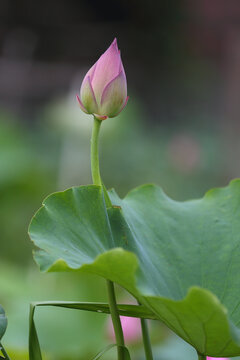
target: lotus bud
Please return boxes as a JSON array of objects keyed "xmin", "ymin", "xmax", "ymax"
[{"xmin": 77, "ymin": 38, "xmax": 128, "ymax": 120}]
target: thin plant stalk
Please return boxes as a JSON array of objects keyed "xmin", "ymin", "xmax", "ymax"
[
  {"xmin": 90, "ymin": 116, "xmax": 125, "ymax": 360},
  {"xmin": 91, "ymin": 117, "xmax": 102, "ymax": 187},
  {"xmin": 107, "ymin": 281, "xmax": 125, "ymax": 360},
  {"xmin": 140, "ymin": 317, "xmax": 153, "ymax": 360}
]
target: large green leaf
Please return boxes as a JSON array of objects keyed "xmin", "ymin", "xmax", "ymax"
[
  {"xmin": 29, "ymin": 180, "xmax": 240, "ymax": 357},
  {"xmin": 0, "ymin": 305, "xmax": 7, "ymax": 341}
]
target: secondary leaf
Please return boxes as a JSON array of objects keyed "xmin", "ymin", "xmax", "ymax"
[
  {"xmin": 29, "ymin": 301, "xmax": 136, "ymax": 360},
  {"xmin": 0, "ymin": 305, "xmax": 7, "ymax": 341},
  {"xmin": 29, "ymin": 180, "xmax": 240, "ymax": 357},
  {"xmin": 29, "ymin": 304, "xmax": 42, "ymax": 360},
  {"xmin": 31, "ymin": 301, "xmax": 156, "ymax": 319}
]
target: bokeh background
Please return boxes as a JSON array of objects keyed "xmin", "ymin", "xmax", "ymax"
[{"xmin": 1, "ymin": 0, "xmax": 240, "ymax": 359}]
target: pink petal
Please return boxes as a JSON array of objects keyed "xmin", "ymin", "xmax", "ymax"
[
  {"xmin": 91, "ymin": 38, "xmax": 121, "ymax": 103},
  {"xmin": 76, "ymin": 94, "xmax": 88, "ymax": 114},
  {"xmin": 80, "ymin": 76, "xmax": 98, "ymax": 114},
  {"xmin": 100, "ymin": 71, "xmax": 127, "ymax": 117},
  {"xmin": 109, "ymin": 95, "xmax": 129, "ymax": 118}
]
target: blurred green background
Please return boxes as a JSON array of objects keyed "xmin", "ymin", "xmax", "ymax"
[{"xmin": 1, "ymin": 0, "xmax": 240, "ymax": 359}]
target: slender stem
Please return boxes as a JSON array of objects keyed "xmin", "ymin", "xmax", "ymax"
[
  {"xmin": 198, "ymin": 354, "xmax": 206, "ymax": 360},
  {"xmin": 0, "ymin": 342, "xmax": 11, "ymax": 360},
  {"xmin": 91, "ymin": 117, "xmax": 102, "ymax": 186},
  {"xmin": 90, "ymin": 116, "xmax": 125, "ymax": 360},
  {"xmin": 107, "ymin": 281, "xmax": 125, "ymax": 360},
  {"xmin": 140, "ymin": 318, "xmax": 153, "ymax": 360},
  {"xmin": 138, "ymin": 300, "xmax": 154, "ymax": 360}
]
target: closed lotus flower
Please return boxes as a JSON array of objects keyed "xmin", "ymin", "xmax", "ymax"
[{"xmin": 77, "ymin": 38, "xmax": 128, "ymax": 120}]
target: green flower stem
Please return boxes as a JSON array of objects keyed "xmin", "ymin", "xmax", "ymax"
[
  {"xmin": 107, "ymin": 281, "xmax": 125, "ymax": 360},
  {"xmin": 91, "ymin": 117, "xmax": 102, "ymax": 186},
  {"xmin": 140, "ymin": 317, "xmax": 153, "ymax": 360},
  {"xmin": 0, "ymin": 342, "xmax": 11, "ymax": 360},
  {"xmin": 91, "ymin": 116, "xmax": 125, "ymax": 360}
]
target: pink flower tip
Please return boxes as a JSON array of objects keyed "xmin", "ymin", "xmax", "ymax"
[
  {"xmin": 207, "ymin": 357, "xmax": 229, "ymax": 360},
  {"xmin": 78, "ymin": 38, "xmax": 128, "ymax": 120}
]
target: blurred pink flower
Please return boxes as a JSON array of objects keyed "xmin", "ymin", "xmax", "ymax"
[
  {"xmin": 207, "ymin": 357, "xmax": 229, "ymax": 360},
  {"xmin": 107, "ymin": 315, "xmax": 142, "ymax": 344},
  {"xmin": 77, "ymin": 38, "xmax": 128, "ymax": 120},
  {"xmin": 167, "ymin": 133, "xmax": 201, "ymax": 173}
]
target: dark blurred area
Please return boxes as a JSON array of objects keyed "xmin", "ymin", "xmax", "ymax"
[
  {"xmin": 1, "ymin": 0, "xmax": 239, "ymax": 122},
  {"xmin": 1, "ymin": 1, "xmax": 240, "ymax": 359}
]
